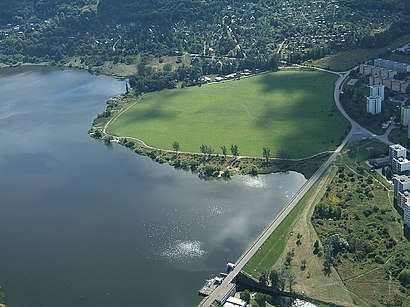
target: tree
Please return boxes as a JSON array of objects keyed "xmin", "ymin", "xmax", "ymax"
[
  {"xmin": 399, "ymin": 269, "xmax": 410, "ymax": 286},
  {"xmin": 254, "ymin": 292, "xmax": 267, "ymax": 307},
  {"xmin": 221, "ymin": 145, "xmax": 227, "ymax": 159},
  {"xmin": 262, "ymin": 147, "xmax": 270, "ymax": 162},
  {"xmin": 288, "ymin": 269, "xmax": 297, "ymax": 291},
  {"xmin": 269, "ymin": 269, "xmax": 285, "ymax": 290},
  {"xmin": 172, "ymin": 141, "xmax": 180, "ymax": 156},
  {"xmin": 239, "ymin": 290, "xmax": 250, "ymax": 303},
  {"xmin": 301, "ymin": 259, "xmax": 307, "ymax": 271},
  {"xmin": 259, "ymin": 269, "xmax": 269, "ymax": 285},
  {"xmin": 230, "ymin": 144, "xmax": 239, "ymax": 157},
  {"xmin": 384, "ymin": 166, "xmax": 393, "ymax": 181},
  {"xmin": 200, "ymin": 144, "xmax": 214, "ymax": 158}
]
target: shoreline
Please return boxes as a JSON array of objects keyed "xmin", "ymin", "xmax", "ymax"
[
  {"xmin": 89, "ymin": 92, "xmax": 331, "ymax": 180},
  {"xmin": 0, "ymin": 62, "xmax": 333, "ymax": 179}
]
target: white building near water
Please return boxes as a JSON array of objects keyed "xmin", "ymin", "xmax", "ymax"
[
  {"xmin": 366, "ymin": 96, "xmax": 382, "ymax": 115},
  {"xmin": 223, "ymin": 297, "xmax": 247, "ymax": 307}
]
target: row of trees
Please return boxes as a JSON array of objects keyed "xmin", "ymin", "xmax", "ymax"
[
  {"xmin": 258, "ymin": 267, "xmax": 297, "ymax": 292},
  {"xmin": 172, "ymin": 141, "xmax": 293, "ymax": 161}
]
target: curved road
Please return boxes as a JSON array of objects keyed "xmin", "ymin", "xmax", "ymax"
[{"xmin": 199, "ymin": 68, "xmax": 393, "ymax": 306}]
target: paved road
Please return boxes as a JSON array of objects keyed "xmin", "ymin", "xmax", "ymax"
[{"xmin": 199, "ymin": 67, "xmax": 395, "ymax": 306}]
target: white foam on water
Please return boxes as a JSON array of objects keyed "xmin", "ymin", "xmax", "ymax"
[
  {"xmin": 160, "ymin": 240, "xmax": 206, "ymax": 263},
  {"xmin": 207, "ymin": 205, "xmax": 224, "ymax": 216},
  {"xmin": 240, "ymin": 175, "xmax": 267, "ymax": 188}
]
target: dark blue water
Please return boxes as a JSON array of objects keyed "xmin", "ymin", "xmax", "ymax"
[{"xmin": 0, "ymin": 68, "xmax": 306, "ymax": 307}]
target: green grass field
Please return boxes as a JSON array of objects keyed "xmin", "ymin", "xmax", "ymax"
[{"xmin": 108, "ymin": 70, "xmax": 349, "ymax": 158}]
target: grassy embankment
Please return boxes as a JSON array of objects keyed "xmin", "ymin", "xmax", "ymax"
[
  {"xmin": 310, "ymin": 34, "xmax": 410, "ymax": 71},
  {"xmin": 107, "ymin": 70, "xmax": 349, "ymax": 159},
  {"xmin": 243, "ymin": 139, "xmax": 410, "ymax": 306}
]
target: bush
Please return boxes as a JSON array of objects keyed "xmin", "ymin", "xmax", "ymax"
[{"xmin": 399, "ymin": 269, "xmax": 410, "ymax": 287}]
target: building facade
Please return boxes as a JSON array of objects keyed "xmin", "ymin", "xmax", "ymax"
[
  {"xmin": 404, "ymin": 203, "xmax": 410, "ymax": 228},
  {"xmin": 389, "ymin": 144, "xmax": 410, "ymax": 174},
  {"xmin": 374, "ymin": 58, "xmax": 410, "ymax": 73},
  {"xmin": 366, "ymin": 96, "xmax": 382, "ymax": 115},
  {"xmin": 401, "ymin": 106, "xmax": 410, "ymax": 126},
  {"xmin": 370, "ymin": 85, "xmax": 385, "ymax": 101}
]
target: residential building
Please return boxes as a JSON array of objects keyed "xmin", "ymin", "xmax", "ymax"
[
  {"xmin": 392, "ymin": 157, "xmax": 410, "ymax": 174},
  {"xmin": 366, "ymin": 96, "xmax": 382, "ymax": 115},
  {"xmin": 374, "ymin": 58, "xmax": 410, "ymax": 74},
  {"xmin": 393, "ymin": 175, "xmax": 410, "ymax": 208},
  {"xmin": 404, "ymin": 202, "xmax": 410, "ymax": 228},
  {"xmin": 374, "ymin": 77, "xmax": 382, "ymax": 85},
  {"xmin": 401, "ymin": 106, "xmax": 410, "ymax": 126},
  {"xmin": 370, "ymin": 84, "xmax": 385, "ymax": 101},
  {"xmin": 392, "ymin": 79, "xmax": 401, "ymax": 92},
  {"xmin": 371, "ymin": 66, "xmax": 382, "ymax": 76},
  {"xmin": 382, "ymin": 78, "xmax": 392, "ymax": 89},
  {"xmin": 360, "ymin": 64, "xmax": 372, "ymax": 75},
  {"xmin": 389, "ymin": 144, "xmax": 407, "ymax": 164},
  {"xmin": 388, "ymin": 70, "xmax": 398, "ymax": 79},
  {"xmin": 381, "ymin": 69, "xmax": 389, "ymax": 79},
  {"xmin": 400, "ymin": 81, "xmax": 409, "ymax": 93}
]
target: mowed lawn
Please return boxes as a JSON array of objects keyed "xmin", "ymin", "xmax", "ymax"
[{"xmin": 108, "ymin": 71, "xmax": 349, "ymax": 158}]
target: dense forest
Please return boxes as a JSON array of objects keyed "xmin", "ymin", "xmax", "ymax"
[{"xmin": 0, "ymin": 0, "xmax": 409, "ymax": 90}]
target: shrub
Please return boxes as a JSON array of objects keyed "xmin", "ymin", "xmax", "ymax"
[{"xmin": 399, "ymin": 269, "xmax": 410, "ymax": 287}]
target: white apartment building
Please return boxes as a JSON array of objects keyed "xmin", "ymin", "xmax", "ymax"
[
  {"xmin": 393, "ymin": 176, "xmax": 410, "ymax": 210},
  {"xmin": 374, "ymin": 58, "xmax": 410, "ymax": 73},
  {"xmin": 401, "ymin": 106, "xmax": 410, "ymax": 126},
  {"xmin": 389, "ymin": 144, "xmax": 407, "ymax": 163},
  {"xmin": 370, "ymin": 84, "xmax": 385, "ymax": 101},
  {"xmin": 392, "ymin": 157, "xmax": 410, "ymax": 174},
  {"xmin": 389, "ymin": 144, "xmax": 410, "ymax": 174},
  {"xmin": 366, "ymin": 96, "xmax": 382, "ymax": 115},
  {"xmin": 404, "ymin": 203, "xmax": 410, "ymax": 228}
]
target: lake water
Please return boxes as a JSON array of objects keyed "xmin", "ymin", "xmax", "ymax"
[{"xmin": 0, "ymin": 68, "xmax": 306, "ymax": 307}]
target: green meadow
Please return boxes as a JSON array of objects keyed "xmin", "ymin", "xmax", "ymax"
[{"xmin": 108, "ymin": 71, "xmax": 349, "ymax": 158}]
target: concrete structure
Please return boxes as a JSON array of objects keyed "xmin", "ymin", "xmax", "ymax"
[
  {"xmin": 223, "ymin": 297, "xmax": 247, "ymax": 307},
  {"xmin": 400, "ymin": 81, "xmax": 409, "ymax": 93},
  {"xmin": 404, "ymin": 203, "xmax": 410, "ymax": 228},
  {"xmin": 392, "ymin": 157, "xmax": 410, "ymax": 174},
  {"xmin": 390, "ymin": 144, "xmax": 410, "ymax": 174},
  {"xmin": 374, "ymin": 58, "xmax": 410, "ymax": 73},
  {"xmin": 389, "ymin": 70, "xmax": 398, "ymax": 79},
  {"xmin": 371, "ymin": 66, "xmax": 382, "ymax": 76},
  {"xmin": 392, "ymin": 80, "xmax": 401, "ymax": 92},
  {"xmin": 393, "ymin": 175, "xmax": 410, "ymax": 198},
  {"xmin": 389, "ymin": 144, "xmax": 407, "ymax": 164},
  {"xmin": 392, "ymin": 175, "xmax": 410, "ymax": 229},
  {"xmin": 401, "ymin": 106, "xmax": 410, "ymax": 126},
  {"xmin": 360, "ymin": 64, "xmax": 372, "ymax": 75},
  {"xmin": 370, "ymin": 84, "xmax": 385, "ymax": 101},
  {"xmin": 366, "ymin": 96, "xmax": 382, "ymax": 115},
  {"xmin": 382, "ymin": 78, "xmax": 392, "ymax": 89}
]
